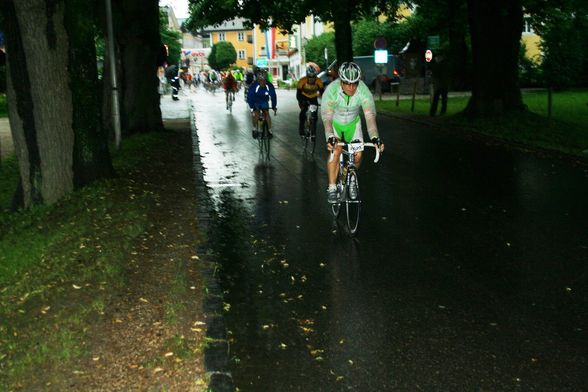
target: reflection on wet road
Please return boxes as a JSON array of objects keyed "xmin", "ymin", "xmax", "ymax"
[{"xmin": 187, "ymin": 86, "xmax": 588, "ymax": 391}]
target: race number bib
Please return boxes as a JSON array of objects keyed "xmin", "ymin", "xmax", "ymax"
[{"xmin": 348, "ymin": 142, "xmax": 364, "ymax": 154}]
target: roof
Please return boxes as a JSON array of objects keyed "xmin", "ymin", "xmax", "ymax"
[{"xmin": 200, "ymin": 18, "xmax": 249, "ymax": 33}]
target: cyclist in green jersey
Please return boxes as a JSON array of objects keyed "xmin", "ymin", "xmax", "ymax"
[{"xmin": 321, "ymin": 62, "xmax": 385, "ymax": 203}]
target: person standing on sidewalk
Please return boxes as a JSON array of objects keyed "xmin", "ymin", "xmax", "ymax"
[{"xmin": 429, "ymin": 53, "xmax": 450, "ymax": 116}]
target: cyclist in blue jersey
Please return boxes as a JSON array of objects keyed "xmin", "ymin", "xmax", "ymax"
[
  {"xmin": 247, "ymin": 70, "xmax": 277, "ymax": 138},
  {"xmin": 321, "ymin": 62, "xmax": 385, "ymax": 203}
]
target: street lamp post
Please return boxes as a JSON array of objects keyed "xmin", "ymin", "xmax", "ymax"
[{"xmin": 105, "ymin": 0, "xmax": 121, "ymax": 149}]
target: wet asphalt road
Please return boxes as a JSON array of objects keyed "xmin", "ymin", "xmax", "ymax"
[{"xmin": 183, "ymin": 86, "xmax": 588, "ymax": 391}]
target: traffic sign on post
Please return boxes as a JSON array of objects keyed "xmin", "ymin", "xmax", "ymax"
[
  {"xmin": 425, "ymin": 49, "xmax": 433, "ymax": 62},
  {"xmin": 427, "ymin": 35, "xmax": 440, "ymax": 50},
  {"xmin": 255, "ymin": 58, "xmax": 268, "ymax": 67},
  {"xmin": 373, "ymin": 37, "xmax": 387, "ymax": 49}
]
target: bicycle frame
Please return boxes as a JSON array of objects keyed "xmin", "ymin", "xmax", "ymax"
[{"xmin": 302, "ymin": 104, "xmax": 319, "ymax": 153}]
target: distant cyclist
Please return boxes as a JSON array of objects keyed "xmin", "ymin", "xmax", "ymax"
[
  {"xmin": 297, "ymin": 64, "xmax": 325, "ymax": 137},
  {"xmin": 223, "ymin": 71, "xmax": 238, "ymax": 109},
  {"xmin": 244, "ymin": 69, "xmax": 255, "ymax": 87},
  {"xmin": 321, "ymin": 62, "xmax": 385, "ymax": 203},
  {"xmin": 247, "ymin": 70, "xmax": 277, "ymax": 139}
]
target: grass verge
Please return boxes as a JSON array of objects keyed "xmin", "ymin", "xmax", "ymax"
[
  {"xmin": 0, "ymin": 94, "xmax": 6, "ymax": 118},
  {"xmin": 0, "ymin": 132, "xmax": 169, "ymax": 388},
  {"xmin": 376, "ymin": 88, "xmax": 588, "ymax": 159}
]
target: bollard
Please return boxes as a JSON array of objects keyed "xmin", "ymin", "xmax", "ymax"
[
  {"xmin": 547, "ymin": 86, "xmax": 552, "ymax": 120},
  {"xmin": 411, "ymin": 81, "xmax": 417, "ymax": 112}
]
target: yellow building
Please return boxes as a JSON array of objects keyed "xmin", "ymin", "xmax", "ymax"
[
  {"xmin": 204, "ymin": 19, "xmax": 252, "ymax": 69},
  {"xmin": 522, "ymin": 16, "xmax": 542, "ymax": 62},
  {"xmin": 202, "ymin": 19, "xmax": 290, "ymax": 80}
]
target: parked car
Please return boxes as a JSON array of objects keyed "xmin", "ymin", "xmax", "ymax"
[
  {"xmin": 318, "ymin": 70, "xmax": 332, "ymax": 87},
  {"xmin": 317, "ymin": 60, "xmax": 338, "ymax": 87},
  {"xmin": 370, "ymin": 69, "xmax": 401, "ymax": 93}
]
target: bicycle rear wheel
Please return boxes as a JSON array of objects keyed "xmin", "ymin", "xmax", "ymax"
[
  {"xmin": 345, "ymin": 170, "xmax": 361, "ymax": 235},
  {"xmin": 303, "ymin": 120, "xmax": 310, "ymax": 151},
  {"xmin": 261, "ymin": 121, "xmax": 270, "ymax": 161}
]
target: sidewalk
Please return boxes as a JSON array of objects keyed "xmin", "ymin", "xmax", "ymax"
[
  {"xmin": 0, "ymin": 96, "xmax": 191, "ymax": 160},
  {"xmin": 160, "ymin": 93, "xmax": 191, "ymax": 120}
]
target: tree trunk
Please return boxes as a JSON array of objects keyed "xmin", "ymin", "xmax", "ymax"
[
  {"xmin": 65, "ymin": 0, "xmax": 114, "ymax": 187},
  {"xmin": 333, "ymin": 2, "xmax": 354, "ymax": 64},
  {"xmin": 447, "ymin": 0, "xmax": 471, "ymax": 91},
  {"xmin": 115, "ymin": 0, "xmax": 164, "ymax": 135},
  {"xmin": 7, "ymin": 0, "xmax": 75, "ymax": 207},
  {"xmin": 465, "ymin": 0, "xmax": 525, "ymax": 115}
]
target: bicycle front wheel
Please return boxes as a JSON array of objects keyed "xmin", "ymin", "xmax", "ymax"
[
  {"xmin": 345, "ymin": 170, "xmax": 361, "ymax": 235},
  {"xmin": 309, "ymin": 118, "xmax": 316, "ymax": 154}
]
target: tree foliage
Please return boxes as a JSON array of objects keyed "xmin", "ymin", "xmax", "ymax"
[
  {"xmin": 212, "ymin": 41, "xmax": 237, "ymax": 70},
  {"xmin": 185, "ymin": 0, "xmax": 403, "ymax": 63},
  {"xmin": 160, "ymin": 8, "xmax": 182, "ymax": 66},
  {"xmin": 304, "ymin": 32, "xmax": 336, "ymax": 68},
  {"xmin": 525, "ymin": 0, "xmax": 588, "ymax": 89},
  {"xmin": 351, "ymin": 18, "xmax": 414, "ymax": 56}
]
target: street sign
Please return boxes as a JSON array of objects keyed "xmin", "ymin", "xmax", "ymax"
[
  {"xmin": 425, "ymin": 49, "xmax": 433, "ymax": 62},
  {"xmin": 374, "ymin": 49, "xmax": 388, "ymax": 64},
  {"xmin": 373, "ymin": 37, "xmax": 387, "ymax": 49},
  {"xmin": 255, "ymin": 58, "xmax": 268, "ymax": 67},
  {"xmin": 427, "ymin": 35, "xmax": 440, "ymax": 50}
]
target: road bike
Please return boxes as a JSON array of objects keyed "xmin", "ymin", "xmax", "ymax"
[
  {"xmin": 329, "ymin": 141, "xmax": 380, "ymax": 235},
  {"xmin": 301, "ymin": 103, "xmax": 319, "ymax": 154},
  {"xmin": 254, "ymin": 109, "xmax": 274, "ymax": 161},
  {"xmin": 243, "ymin": 83, "xmax": 250, "ymax": 102},
  {"xmin": 226, "ymin": 89, "xmax": 235, "ymax": 113}
]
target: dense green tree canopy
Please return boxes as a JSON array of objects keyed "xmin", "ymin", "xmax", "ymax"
[
  {"xmin": 525, "ymin": 0, "xmax": 588, "ymax": 88},
  {"xmin": 304, "ymin": 32, "xmax": 336, "ymax": 68},
  {"xmin": 208, "ymin": 41, "xmax": 237, "ymax": 70},
  {"xmin": 351, "ymin": 18, "xmax": 413, "ymax": 56},
  {"xmin": 185, "ymin": 0, "xmax": 403, "ymax": 62}
]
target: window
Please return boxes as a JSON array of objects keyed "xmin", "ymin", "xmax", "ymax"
[
  {"xmin": 218, "ymin": 32, "xmax": 226, "ymax": 41},
  {"xmin": 238, "ymin": 32, "xmax": 245, "ymax": 41},
  {"xmin": 238, "ymin": 50, "xmax": 246, "ymax": 60},
  {"xmin": 523, "ymin": 17, "xmax": 534, "ymax": 34}
]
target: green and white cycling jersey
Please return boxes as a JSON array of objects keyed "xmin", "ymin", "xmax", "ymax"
[{"xmin": 320, "ymin": 79, "xmax": 379, "ymax": 142}]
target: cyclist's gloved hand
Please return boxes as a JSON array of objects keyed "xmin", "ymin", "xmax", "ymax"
[
  {"xmin": 371, "ymin": 137, "xmax": 384, "ymax": 152},
  {"xmin": 327, "ymin": 136, "xmax": 337, "ymax": 151},
  {"xmin": 272, "ymin": 108, "xmax": 277, "ymax": 115}
]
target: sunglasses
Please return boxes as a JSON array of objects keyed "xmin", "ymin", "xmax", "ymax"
[{"xmin": 342, "ymin": 81, "xmax": 359, "ymax": 86}]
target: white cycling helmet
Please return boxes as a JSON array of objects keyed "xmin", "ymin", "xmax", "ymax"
[{"xmin": 338, "ymin": 62, "xmax": 362, "ymax": 84}]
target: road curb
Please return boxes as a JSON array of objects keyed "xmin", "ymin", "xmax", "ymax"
[{"xmin": 190, "ymin": 121, "xmax": 235, "ymax": 392}]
